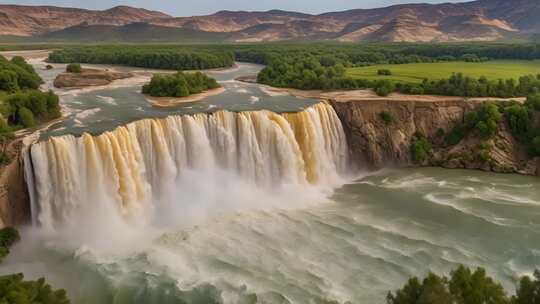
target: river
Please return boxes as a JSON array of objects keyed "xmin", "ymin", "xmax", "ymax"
[{"xmin": 0, "ymin": 51, "xmax": 539, "ymax": 304}]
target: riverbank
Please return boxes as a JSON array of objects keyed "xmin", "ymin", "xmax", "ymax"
[
  {"xmin": 257, "ymin": 84, "xmax": 527, "ymax": 103},
  {"xmin": 144, "ymin": 87, "xmax": 226, "ymax": 107}
]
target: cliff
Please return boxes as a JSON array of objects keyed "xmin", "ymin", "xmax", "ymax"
[
  {"xmin": 330, "ymin": 99, "xmax": 540, "ymax": 176},
  {"xmin": 0, "ymin": 140, "xmax": 30, "ymax": 228}
]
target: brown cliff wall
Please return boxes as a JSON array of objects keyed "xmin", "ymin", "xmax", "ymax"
[
  {"xmin": 0, "ymin": 142, "xmax": 31, "ymax": 228},
  {"xmin": 330, "ymin": 99, "xmax": 540, "ymax": 176}
]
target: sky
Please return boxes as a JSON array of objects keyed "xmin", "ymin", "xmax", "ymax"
[{"xmin": 0, "ymin": 0, "xmax": 470, "ymax": 16}]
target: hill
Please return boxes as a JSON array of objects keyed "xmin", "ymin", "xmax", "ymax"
[{"xmin": 1, "ymin": 0, "xmax": 539, "ymax": 42}]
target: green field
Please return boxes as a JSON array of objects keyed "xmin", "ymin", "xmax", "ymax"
[{"xmin": 346, "ymin": 60, "xmax": 540, "ymax": 84}]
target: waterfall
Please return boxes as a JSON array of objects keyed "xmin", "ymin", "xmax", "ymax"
[{"xmin": 25, "ymin": 102, "xmax": 349, "ymax": 229}]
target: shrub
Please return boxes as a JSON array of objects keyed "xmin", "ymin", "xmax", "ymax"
[
  {"xmin": 504, "ymin": 104, "xmax": 531, "ymax": 141},
  {"xmin": 66, "ymin": 63, "xmax": 81, "ymax": 73},
  {"xmin": 0, "ymin": 152, "xmax": 9, "ymax": 165},
  {"xmin": 5, "ymin": 90, "xmax": 61, "ymax": 126},
  {"xmin": 526, "ymin": 93, "xmax": 540, "ymax": 111},
  {"xmin": 379, "ymin": 111, "xmax": 394, "ymax": 125},
  {"xmin": 0, "ymin": 70, "xmax": 19, "ymax": 92},
  {"xmin": 375, "ymin": 80, "xmax": 395, "ymax": 97},
  {"xmin": 377, "ymin": 69, "xmax": 392, "ymax": 76},
  {"xmin": 445, "ymin": 125, "xmax": 466, "ymax": 146},
  {"xmin": 465, "ymin": 103, "xmax": 502, "ymax": 139},
  {"xmin": 18, "ymin": 107, "xmax": 35, "ymax": 128},
  {"xmin": 532, "ymin": 136, "xmax": 540, "ymax": 156},
  {"xmin": 411, "ymin": 133, "xmax": 432, "ymax": 164}
]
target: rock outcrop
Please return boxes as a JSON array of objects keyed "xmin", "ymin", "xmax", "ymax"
[
  {"xmin": 330, "ymin": 99, "xmax": 540, "ymax": 176},
  {"xmin": 54, "ymin": 68, "xmax": 133, "ymax": 88},
  {"xmin": 0, "ymin": 141, "xmax": 30, "ymax": 228}
]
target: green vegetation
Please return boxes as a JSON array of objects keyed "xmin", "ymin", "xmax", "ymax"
[
  {"xmin": 0, "ymin": 55, "xmax": 61, "ymax": 134},
  {"xmin": 347, "ymin": 60, "xmax": 540, "ymax": 84},
  {"xmin": 443, "ymin": 102, "xmax": 503, "ymax": 147},
  {"xmin": 0, "ymin": 227, "xmax": 71, "ymax": 304},
  {"xmin": 379, "ymin": 111, "xmax": 394, "ymax": 125},
  {"xmin": 503, "ymin": 94, "xmax": 540, "ymax": 156},
  {"xmin": 0, "ymin": 56, "xmax": 42, "ymax": 92},
  {"xmin": 44, "ymin": 43, "xmax": 540, "ymax": 97},
  {"xmin": 399, "ymin": 73, "xmax": 540, "ymax": 98},
  {"xmin": 239, "ymin": 43, "xmax": 540, "ymax": 97},
  {"xmin": 49, "ymin": 46, "xmax": 235, "ymax": 70},
  {"xmin": 388, "ymin": 265, "xmax": 540, "ymax": 304},
  {"xmin": 65, "ymin": 63, "xmax": 81, "ymax": 73},
  {"xmin": 0, "ymin": 227, "xmax": 19, "ymax": 262},
  {"xmin": 142, "ymin": 71, "xmax": 220, "ymax": 98},
  {"xmin": 412, "ymin": 97, "xmax": 540, "ymax": 164},
  {"xmin": 377, "ymin": 69, "xmax": 392, "ymax": 76},
  {"xmin": 411, "ymin": 133, "xmax": 432, "ymax": 164},
  {"xmin": 3, "ymin": 90, "xmax": 61, "ymax": 128}
]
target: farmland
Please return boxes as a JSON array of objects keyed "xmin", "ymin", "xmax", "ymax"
[{"xmin": 346, "ymin": 60, "xmax": 540, "ymax": 84}]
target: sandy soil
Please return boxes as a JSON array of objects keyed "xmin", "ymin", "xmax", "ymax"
[
  {"xmin": 261, "ymin": 85, "xmax": 527, "ymax": 103},
  {"xmin": 145, "ymin": 87, "xmax": 226, "ymax": 107},
  {"xmin": 0, "ymin": 49, "xmax": 52, "ymax": 60}
]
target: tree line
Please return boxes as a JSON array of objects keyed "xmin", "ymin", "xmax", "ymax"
[
  {"xmin": 388, "ymin": 265, "xmax": 540, "ymax": 304},
  {"xmin": 142, "ymin": 71, "xmax": 220, "ymax": 98},
  {"xmin": 399, "ymin": 74, "xmax": 540, "ymax": 98},
  {"xmin": 48, "ymin": 46, "xmax": 235, "ymax": 70}
]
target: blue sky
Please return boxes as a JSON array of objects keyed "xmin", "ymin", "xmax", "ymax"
[{"xmin": 0, "ymin": 0, "xmax": 469, "ymax": 16}]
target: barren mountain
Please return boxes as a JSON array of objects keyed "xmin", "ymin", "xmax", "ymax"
[
  {"xmin": 0, "ymin": 5, "xmax": 170, "ymax": 36},
  {"xmin": 1, "ymin": 0, "xmax": 539, "ymax": 42}
]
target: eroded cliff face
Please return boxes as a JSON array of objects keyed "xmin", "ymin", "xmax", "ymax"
[
  {"xmin": 330, "ymin": 99, "xmax": 540, "ymax": 176},
  {"xmin": 0, "ymin": 141, "xmax": 31, "ymax": 228}
]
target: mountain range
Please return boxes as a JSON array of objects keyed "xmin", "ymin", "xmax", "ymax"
[{"xmin": 1, "ymin": 0, "xmax": 539, "ymax": 43}]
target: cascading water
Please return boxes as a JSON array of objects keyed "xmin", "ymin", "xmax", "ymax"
[{"xmin": 25, "ymin": 102, "xmax": 349, "ymax": 230}]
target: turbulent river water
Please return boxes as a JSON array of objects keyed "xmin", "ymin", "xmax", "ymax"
[{"xmin": 1, "ymin": 53, "xmax": 540, "ymax": 304}]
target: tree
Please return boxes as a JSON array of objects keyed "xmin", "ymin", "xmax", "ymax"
[
  {"xmin": 505, "ymin": 104, "xmax": 531, "ymax": 141},
  {"xmin": 513, "ymin": 270, "xmax": 540, "ymax": 304},
  {"xmin": 449, "ymin": 266, "xmax": 508, "ymax": 304},
  {"xmin": 66, "ymin": 63, "xmax": 82, "ymax": 73},
  {"xmin": 387, "ymin": 273, "xmax": 452, "ymax": 304},
  {"xmin": 388, "ymin": 266, "xmax": 510, "ymax": 304},
  {"xmin": 18, "ymin": 107, "xmax": 35, "ymax": 128},
  {"xmin": 0, "ymin": 70, "xmax": 19, "ymax": 92}
]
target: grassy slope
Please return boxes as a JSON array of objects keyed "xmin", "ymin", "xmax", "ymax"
[{"xmin": 346, "ymin": 60, "xmax": 540, "ymax": 84}]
